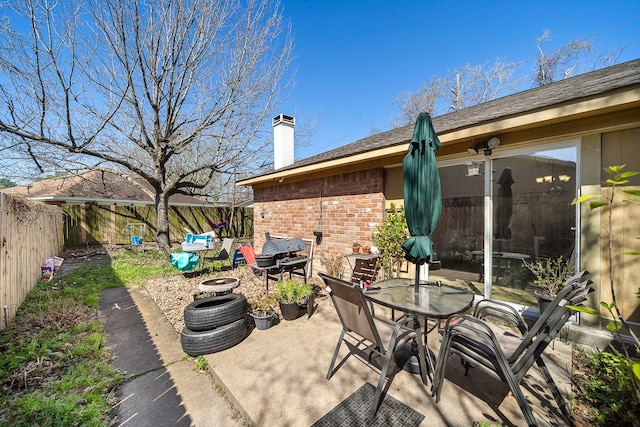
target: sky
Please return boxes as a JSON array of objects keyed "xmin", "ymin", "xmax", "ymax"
[{"xmin": 278, "ymin": 0, "xmax": 640, "ymax": 161}]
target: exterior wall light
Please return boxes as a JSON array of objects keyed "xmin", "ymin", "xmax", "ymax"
[
  {"xmin": 468, "ymin": 137, "xmax": 500, "ymax": 156},
  {"xmin": 468, "ymin": 144, "xmax": 481, "ymax": 155}
]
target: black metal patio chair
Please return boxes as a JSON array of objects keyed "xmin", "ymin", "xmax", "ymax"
[
  {"xmin": 432, "ymin": 271, "xmax": 591, "ymax": 427},
  {"xmin": 319, "ymin": 272, "xmax": 427, "ymax": 422}
]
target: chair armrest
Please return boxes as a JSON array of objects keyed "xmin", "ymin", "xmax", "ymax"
[
  {"xmin": 473, "ymin": 299, "xmax": 528, "ymax": 335},
  {"xmin": 372, "ymin": 312, "xmax": 416, "ymax": 338},
  {"xmin": 440, "ymin": 314, "xmax": 511, "ymax": 361},
  {"xmin": 393, "ymin": 314, "xmax": 413, "ymax": 328}
]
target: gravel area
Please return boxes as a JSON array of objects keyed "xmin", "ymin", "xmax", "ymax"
[
  {"xmin": 57, "ymin": 245, "xmax": 327, "ymax": 333},
  {"xmin": 144, "ymin": 265, "xmax": 326, "ymax": 332}
]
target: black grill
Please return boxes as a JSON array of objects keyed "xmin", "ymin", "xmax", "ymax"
[
  {"xmin": 258, "ymin": 235, "xmax": 310, "ymax": 285},
  {"xmin": 262, "ymin": 238, "xmax": 307, "ymax": 258}
]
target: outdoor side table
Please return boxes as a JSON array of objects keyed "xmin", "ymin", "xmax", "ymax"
[
  {"xmin": 343, "ymin": 253, "xmax": 379, "ymax": 284},
  {"xmin": 182, "ymin": 240, "xmax": 220, "ymax": 273}
]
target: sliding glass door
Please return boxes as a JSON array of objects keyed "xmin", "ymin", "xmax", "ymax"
[
  {"xmin": 489, "ymin": 148, "xmax": 576, "ymax": 305},
  {"xmin": 431, "ymin": 145, "xmax": 577, "ymax": 306}
]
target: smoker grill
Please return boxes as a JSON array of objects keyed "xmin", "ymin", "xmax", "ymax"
[
  {"xmin": 258, "ymin": 235, "xmax": 315, "ymax": 318},
  {"xmin": 258, "ymin": 235, "xmax": 310, "ymax": 289},
  {"xmin": 262, "ymin": 237, "xmax": 307, "ymax": 259}
]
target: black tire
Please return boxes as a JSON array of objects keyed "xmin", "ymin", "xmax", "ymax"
[
  {"xmin": 184, "ymin": 293, "xmax": 246, "ymax": 331},
  {"xmin": 180, "ymin": 318, "xmax": 247, "ymax": 356}
]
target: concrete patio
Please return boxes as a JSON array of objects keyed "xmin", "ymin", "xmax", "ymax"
[{"xmin": 204, "ymin": 299, "xmax": 573, "ymax": 427}]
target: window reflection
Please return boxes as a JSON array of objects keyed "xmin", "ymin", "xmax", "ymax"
[
  {"xmin": 430, "ymin": 163, "xmax": 484, "ymax": 286},
  {"xmin": 430, "ymin": 147, "xmax": 576, "ymax": 306}
]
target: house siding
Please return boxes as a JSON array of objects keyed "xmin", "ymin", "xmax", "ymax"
[
  {"xmin": 599, "ymin": 127, "xmax": 640, "ymax": 323},
  {"xmin": 253, "ymin": 169, "xmax": 385, "ymax": 273}
]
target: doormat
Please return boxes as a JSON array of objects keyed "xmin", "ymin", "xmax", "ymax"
[{"xmin": 311, "ymin": 383, "xmax": 424, "ymax": 427}]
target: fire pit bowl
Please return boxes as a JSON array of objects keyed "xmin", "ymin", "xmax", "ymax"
[{"xmin": 198, "ymin": 277, "xmax": 241, "ymax": 294}]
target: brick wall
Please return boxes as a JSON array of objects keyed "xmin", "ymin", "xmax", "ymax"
[{"xmin": 253, "ymin": 168, "xmax": 385, "ymax": 276}]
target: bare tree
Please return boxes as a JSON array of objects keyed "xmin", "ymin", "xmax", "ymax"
[
  {"xmin": 593, "ymin": 49, "xmax": 623, "ymax": 70},
  {"xmin": 393, "ymin": 59, "xmax": 520, "ymax": 126},
  {"xmin": 534, "ymin": 29, "xmax": 591, "ymax": 86},
  {"xmin": 393, "ymin": 75, "xmax": 450, "ymax": 127},
  {"xmin": 448, "ymin": 60, "xmax": 521, "ymax": 111},
  {"xmin": 0, "ymin": 0, "xmax": 293, "ymax": 250},
  {"xmin": 395, "ymin": 30, "xmax": 618, "ymax": 120}
]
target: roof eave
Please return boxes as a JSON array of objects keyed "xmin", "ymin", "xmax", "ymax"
[{"xmin": 237, "ymin": 84, "xmax": 640, "ymax": 187}]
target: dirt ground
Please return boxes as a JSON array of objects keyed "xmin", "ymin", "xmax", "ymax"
[{"xmin": 58, "ymin": 247, "xmax": 113, "ymax": 275}]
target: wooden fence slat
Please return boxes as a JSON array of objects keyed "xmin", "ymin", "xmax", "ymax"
[
  {"xmin": 64, "ymin": 204, "xmax": 253, "ymax": 247},
  {"xmin": 0, "ymin": 194, "xmax": 64, "ymax": 330}
]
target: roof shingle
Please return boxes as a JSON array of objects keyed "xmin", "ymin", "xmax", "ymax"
[
  {"xmin": 2, "ymin": 170, "xmax": 210, "ymax": 206},
  {"xmin": 247, "ymin": 58, "xmax": 640, "ymax": 180}
]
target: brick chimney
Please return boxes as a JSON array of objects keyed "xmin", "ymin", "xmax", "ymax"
[{"xmin": 272, "ymin": 114, "xmax": 295, "ymax": 169}]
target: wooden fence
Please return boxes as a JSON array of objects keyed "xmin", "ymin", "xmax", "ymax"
[
  {"xmin": 0, "ymin": 193, "xmax": 64, "ymax": 330},
  {"xmin": 63, "ymin": 203, "xmax": 253, "ymax": 247}
]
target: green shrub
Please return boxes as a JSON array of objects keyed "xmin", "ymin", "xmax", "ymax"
[
  {"xmin": 574, "ymin": 347, "xmax": 640, "ymax": 425},
  {"xmin": 372, "ymin": 203, "xmax": 408, "ymax": 278},
  {"xmin": 275, "ymin": 278, "xmax": 312, "ymax": 304}
]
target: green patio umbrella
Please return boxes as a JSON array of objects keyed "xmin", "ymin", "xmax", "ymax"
[
  {"xmin": 495, "ymin": 167, "xmax": 514, "ymax": 248},
  {"xmin": 401, "ymin": 113, "xmax": 442, "ymax": 291}
]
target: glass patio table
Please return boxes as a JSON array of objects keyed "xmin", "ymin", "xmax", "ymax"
[{"xmin": 364, "ymin": 278, "xmax": 475, "ymax": 377}]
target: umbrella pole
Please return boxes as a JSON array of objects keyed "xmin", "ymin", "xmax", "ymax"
[{"xmin": 414, "ymin": 262, "xmax": 421, "ymax": 293}]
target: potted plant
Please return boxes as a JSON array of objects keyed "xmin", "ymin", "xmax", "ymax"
[
  {"xmin": 275, "ymin": 278, "xmax": 313, "ymax": 320},
  {"xmin": 523, "ymin": 255, "xmax": 575, "ymax": 313},
  {"xmin": 352, "ymin": 242, "xmax": 361, "ymax": 253},
  {"xmin": 361, "ymin": 244, "xmax": 371, "ymax": 254},
  {"xmin": 249, "ymin": 294, "xmax": 277, "ymax": 330}
]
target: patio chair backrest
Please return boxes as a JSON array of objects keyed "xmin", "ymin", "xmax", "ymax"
[
  {"xmin": 518, "ymin": 270, "xmax": 587, "ymax": 340},
  {"xmin": 319, "ymin": 273, "xmax": 385, "ymax": 352},
  {"xmin": 237, "ymin": 243, "xmax": 257, "ymax": 265},
  {"xmin": 218, "ymin": 238, "xmax": 234, "ymax": 259},
  {"xmin": 511, "ymin": 273, "xmax": 591, "ymax": 372}
]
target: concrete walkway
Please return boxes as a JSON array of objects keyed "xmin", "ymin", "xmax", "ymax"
[
  {"xmin": 101, "ymin": 286, "xmax": 246, "ymax": 427},
  {"xmin": 105, "ymin": 285, "xmax": 574, "ymax": 426}
]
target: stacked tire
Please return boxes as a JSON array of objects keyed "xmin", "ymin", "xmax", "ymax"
[{"xmin": 180, "ymin": 293, "xmax": 248, "ymax": 356}]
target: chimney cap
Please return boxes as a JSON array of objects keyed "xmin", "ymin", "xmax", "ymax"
[{"xmin": 272, "ymin": 114, "xmax": 295, "ymax": 126}]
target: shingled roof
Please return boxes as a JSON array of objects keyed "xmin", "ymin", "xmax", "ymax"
[
  {"xmin": 2, "ymin": 170, "xmax": 211, "ymax": 206},
  {"xmin": 243, "ymin": 58, "xmax": 640, "ymax": 181}
]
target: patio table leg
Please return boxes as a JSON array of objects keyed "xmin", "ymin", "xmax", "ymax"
[{"xmin": 394, "ymin": 315, "xmax": 432, "ymax": 384}]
